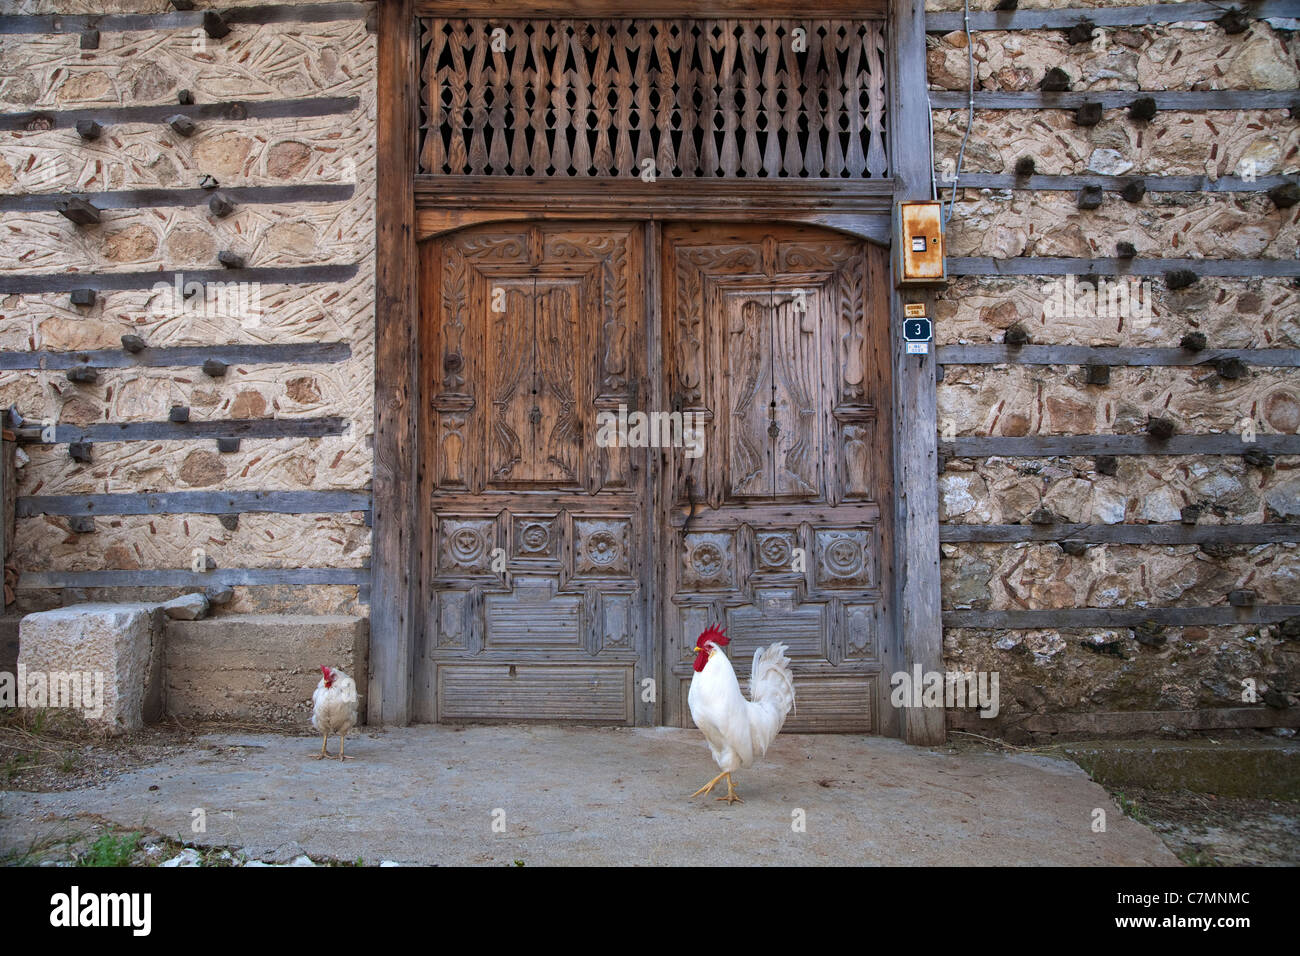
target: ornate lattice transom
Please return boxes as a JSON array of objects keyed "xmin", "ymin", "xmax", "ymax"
[{"xmin": 418, "ymin": 19, "xmax": 889, "ymax": 179}]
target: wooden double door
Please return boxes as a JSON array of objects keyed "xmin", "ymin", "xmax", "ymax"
[{"xmin": 417, "ymin": 222, "xmax": 892, "ymax": 732}]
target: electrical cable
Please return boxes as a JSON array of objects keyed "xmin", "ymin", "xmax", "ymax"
[{"xmin": 944, "ymin": 0, "xmax": 976, "ymax": 230}]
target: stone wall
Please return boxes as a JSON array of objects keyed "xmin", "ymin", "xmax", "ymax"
[
  {"xmin": 0, "ymin": 1, "xmax": 375, "ymax": 619},
  {"xmin": 928, "ymin": 3, "xmax": 1300, "ymax": 736}
]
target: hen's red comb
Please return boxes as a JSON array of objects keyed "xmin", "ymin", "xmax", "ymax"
[{"xmin": 697, "ymin": 624, "xmax": 729, "ymax": 647}]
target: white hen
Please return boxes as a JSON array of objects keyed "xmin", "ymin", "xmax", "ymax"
[
  {"xmin": 687, "ymin": 625, "xmax": 795, "ymax": 804},
  {"xmin": 311, "ymin": 665, "xmax": 358, "ymax": 761}
]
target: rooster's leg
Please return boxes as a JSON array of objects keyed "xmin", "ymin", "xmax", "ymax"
[
  {"xmin": 312, "ymin": 732, "xmax": 328, "ymax": 759},
  {"xmin": 690, "ymin": 769, "xmax": 728, "ymax": 798},
  {"xmin": 337, "ymin": 731, "xmax": 351, "ymax": 761},
  {"xmin": 715, "ymin": 772, "xmax": 743, "ymax": 805}
]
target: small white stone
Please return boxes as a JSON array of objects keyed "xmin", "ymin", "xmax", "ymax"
[
  {"xmin": 1087, "ymin": 148, "xmax": 1134, "ymax": 177},
  {"xmin": 160, "ymin": 847, "xmax": 203, "ymax": 868},
  {"xmin": 1138, "ymin": 488, "xmax": 1183, "ymax": 524}
]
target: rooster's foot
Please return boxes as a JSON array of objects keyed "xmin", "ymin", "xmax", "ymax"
[
  {"xmin": 690, "ymin": 770, "xmax": 728, "ymax": 799},
  {"xmin": 715, "ymin": 774, "xmax": 743, "ymax": 805}
]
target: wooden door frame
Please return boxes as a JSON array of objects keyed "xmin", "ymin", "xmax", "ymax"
[{"xmin": 373, "ymin": 0, "xmax": 944, "ymax": 742}]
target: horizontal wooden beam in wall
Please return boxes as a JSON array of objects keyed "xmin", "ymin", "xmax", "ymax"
[
  {"xmin": 940, "ymin": 523, "xmax": 1300, "ymax": 545},
  {"xmin": 948, "ymin": 257, "xmax": 1300, "ymax": 277},
  {"xmin": 929, "ymin": 90, "xmax": 1298, "ymax": 111},
  {"xmin": 416, "ymin": 176, "xmax": 896, "ymax": 207},
  {"xmin": 944, "ymin": 605, "xmax": 1300, "ymax": 629},
  {"xmin": 40, "ymin": 417, "xmax": 346, "ymax": 444},
  {"xmin": 0, "ymin": 96, "xmax": 361, "ymax": 133},
  {"xmin": 415, "ymin": 176, "xmax": 895, "ymax": 244},
  {"xmin": 18, "ymin": 490, "xmax": 371, "ymax": 517},
  {"xmin": 0, "ymin": 3, "xmax": 369, "ymax": 34},
  {"xmin": 935, "ymin": 345, "xmax": 1300, "ymax": 367},
  {"xmin": 0, "ymin": 184, "xmax": 355, "ymax": 214},
  {"xmin": 927, "ymin": 1, "xmax": 1298, "ymax": 33},
  {"xmin": 17, "ymin": 568, "xmax": 369, "ymax": 589},
  {"xmin": 949, "ymin": 707, "xmax": 1300, "ymax": 734},
  {"xmin": 414, "ymin": 1, "xmax": 887, "ymax": 17},
  {"xmin": 951, "ymin": 173, "xmax": 1297, "ymax": 194},
  {"xmin": 0, "ymin": 263, "xmax": 359, "ymax": 296},
  {"xmin": 1, "ymin": 342, "xmax": 351, "ymax": 371},
  {"xmin": 941, "ymin": 434, "xmax": 1300, "ymax": 457}
]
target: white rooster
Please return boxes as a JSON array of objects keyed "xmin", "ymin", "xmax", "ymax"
[
  {"xmin": 311, "ymin": 665, "xmax": 358, "ymax": 761},
  {"xmin": 687, "ymin": 625, "xmax": 795, "ymax": 804}
]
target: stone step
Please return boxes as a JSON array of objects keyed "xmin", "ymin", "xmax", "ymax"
[
  {"xmin": 1062, "ymin": 738, "xmax": 1300, "ymax": 800},
  {"xmin": 165, "ymin": 614, "xmax": 368, "ymax": 726}
]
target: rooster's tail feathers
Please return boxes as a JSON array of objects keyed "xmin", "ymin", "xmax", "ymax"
[{"xmin": 750, "ymin": 642, "xmax": 796, "ymax": 718}]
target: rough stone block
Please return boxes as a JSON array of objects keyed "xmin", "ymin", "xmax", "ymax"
[
  {"xmin": 164, "ymin": 614, "xmax": 368, "ymax": 725},
  {"xmin": 162, "ymin": 592, "xmax": 209, "ymax": 621},
  {"xmin": 16, "ymin": 603, "xmax": 165, "ymax": 734}
]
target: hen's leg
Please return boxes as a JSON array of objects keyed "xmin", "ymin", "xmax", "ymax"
[
  {"xmin": 313, "ymin": 732, "xmax": 328, "ymax": 759},
  {"xmin": 338, "ymin": 731, "xmax": 351, "ymax": 761},
  {"xmin": 715, "ymin": 772, "xmax": 743, "ymax": 805},
  {"xmin": 690, "ymin": 769, "xmax": 728, "ymax": 798}
]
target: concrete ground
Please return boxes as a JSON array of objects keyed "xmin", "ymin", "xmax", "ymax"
[{"xmin": 0, "ymin": 725, "xmax": 1178, "ymax": 866}]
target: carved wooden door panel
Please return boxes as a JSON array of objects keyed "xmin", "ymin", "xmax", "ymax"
[
  {"xmin": 418, "ymin": 224, "xmax": 651, "ymax": 725},
  {"xmin": 661, "ymin": 224, "xmax": 893, "ymax": 733}
]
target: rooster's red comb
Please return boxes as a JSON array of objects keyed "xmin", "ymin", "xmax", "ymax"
[{"xmin": 697, "ymin": 624, "xmax": 729, "ymax": 647}]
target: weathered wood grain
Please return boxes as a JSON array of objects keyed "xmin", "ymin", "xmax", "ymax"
[
  {"xmin": 0, "ymin": 184, "xmax": 355, "ymax": 213},
  {"xmin": 892, "ymin": 0, "xmax": 944, "ymax": 746},
  {"xmin": 39, "ymin": 417, "xmax": 347, "ymax": 443},
  {"xmin": 954, "ymin": 173, "xmax": 1299, "ymax": 194},
  {"xmin": 414, "ymin": 178, "xmax": 894, "ymax": 245},
  {"xmin": 0, "ymin": 97, "xmax": 361, "ymax": 131},
  {"xmin": 929, "ymin": 91, "xmax": 1300, "ymax": 110},
  {"xmin": 935, "ymin": 346, "xmax": 1300, "ymax": 367},
  {"xmin": 0, "ymin": 264, "xmax": 359, "ymax": 295},
  {"xmin": 0, "ymin": 4, "xmax": 369, "ymax": 34},
  {"xmin": 948, "ymin": 257, "xmax": 1300, "ymax": 278},
  {"xmin": 0, "ymin": 343, "xmax": 350, "ymax": 370},
  {"xmin": 940, "ymin": 523, "xmax": 1300, "ymax": 544},
  {"xmin": 415, "ymin": 1, "xmax": 888, "ymax": 18},
  {"xmin": 941, "ymin": 434, "xmax": 1300, "ymax": 457},
  {"xmin": 370, "ymin": 0, "xmax": 418, "ymax": 726}
]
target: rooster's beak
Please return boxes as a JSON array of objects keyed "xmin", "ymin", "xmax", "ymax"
[{"xmin": 692, "ymin": 646, "xmax": 700, "ymax": 653}]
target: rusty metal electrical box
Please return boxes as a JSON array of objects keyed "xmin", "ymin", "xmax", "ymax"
[{"xmin": 895, "ymin": 200, "xmax": 946, "ymax": 286}]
